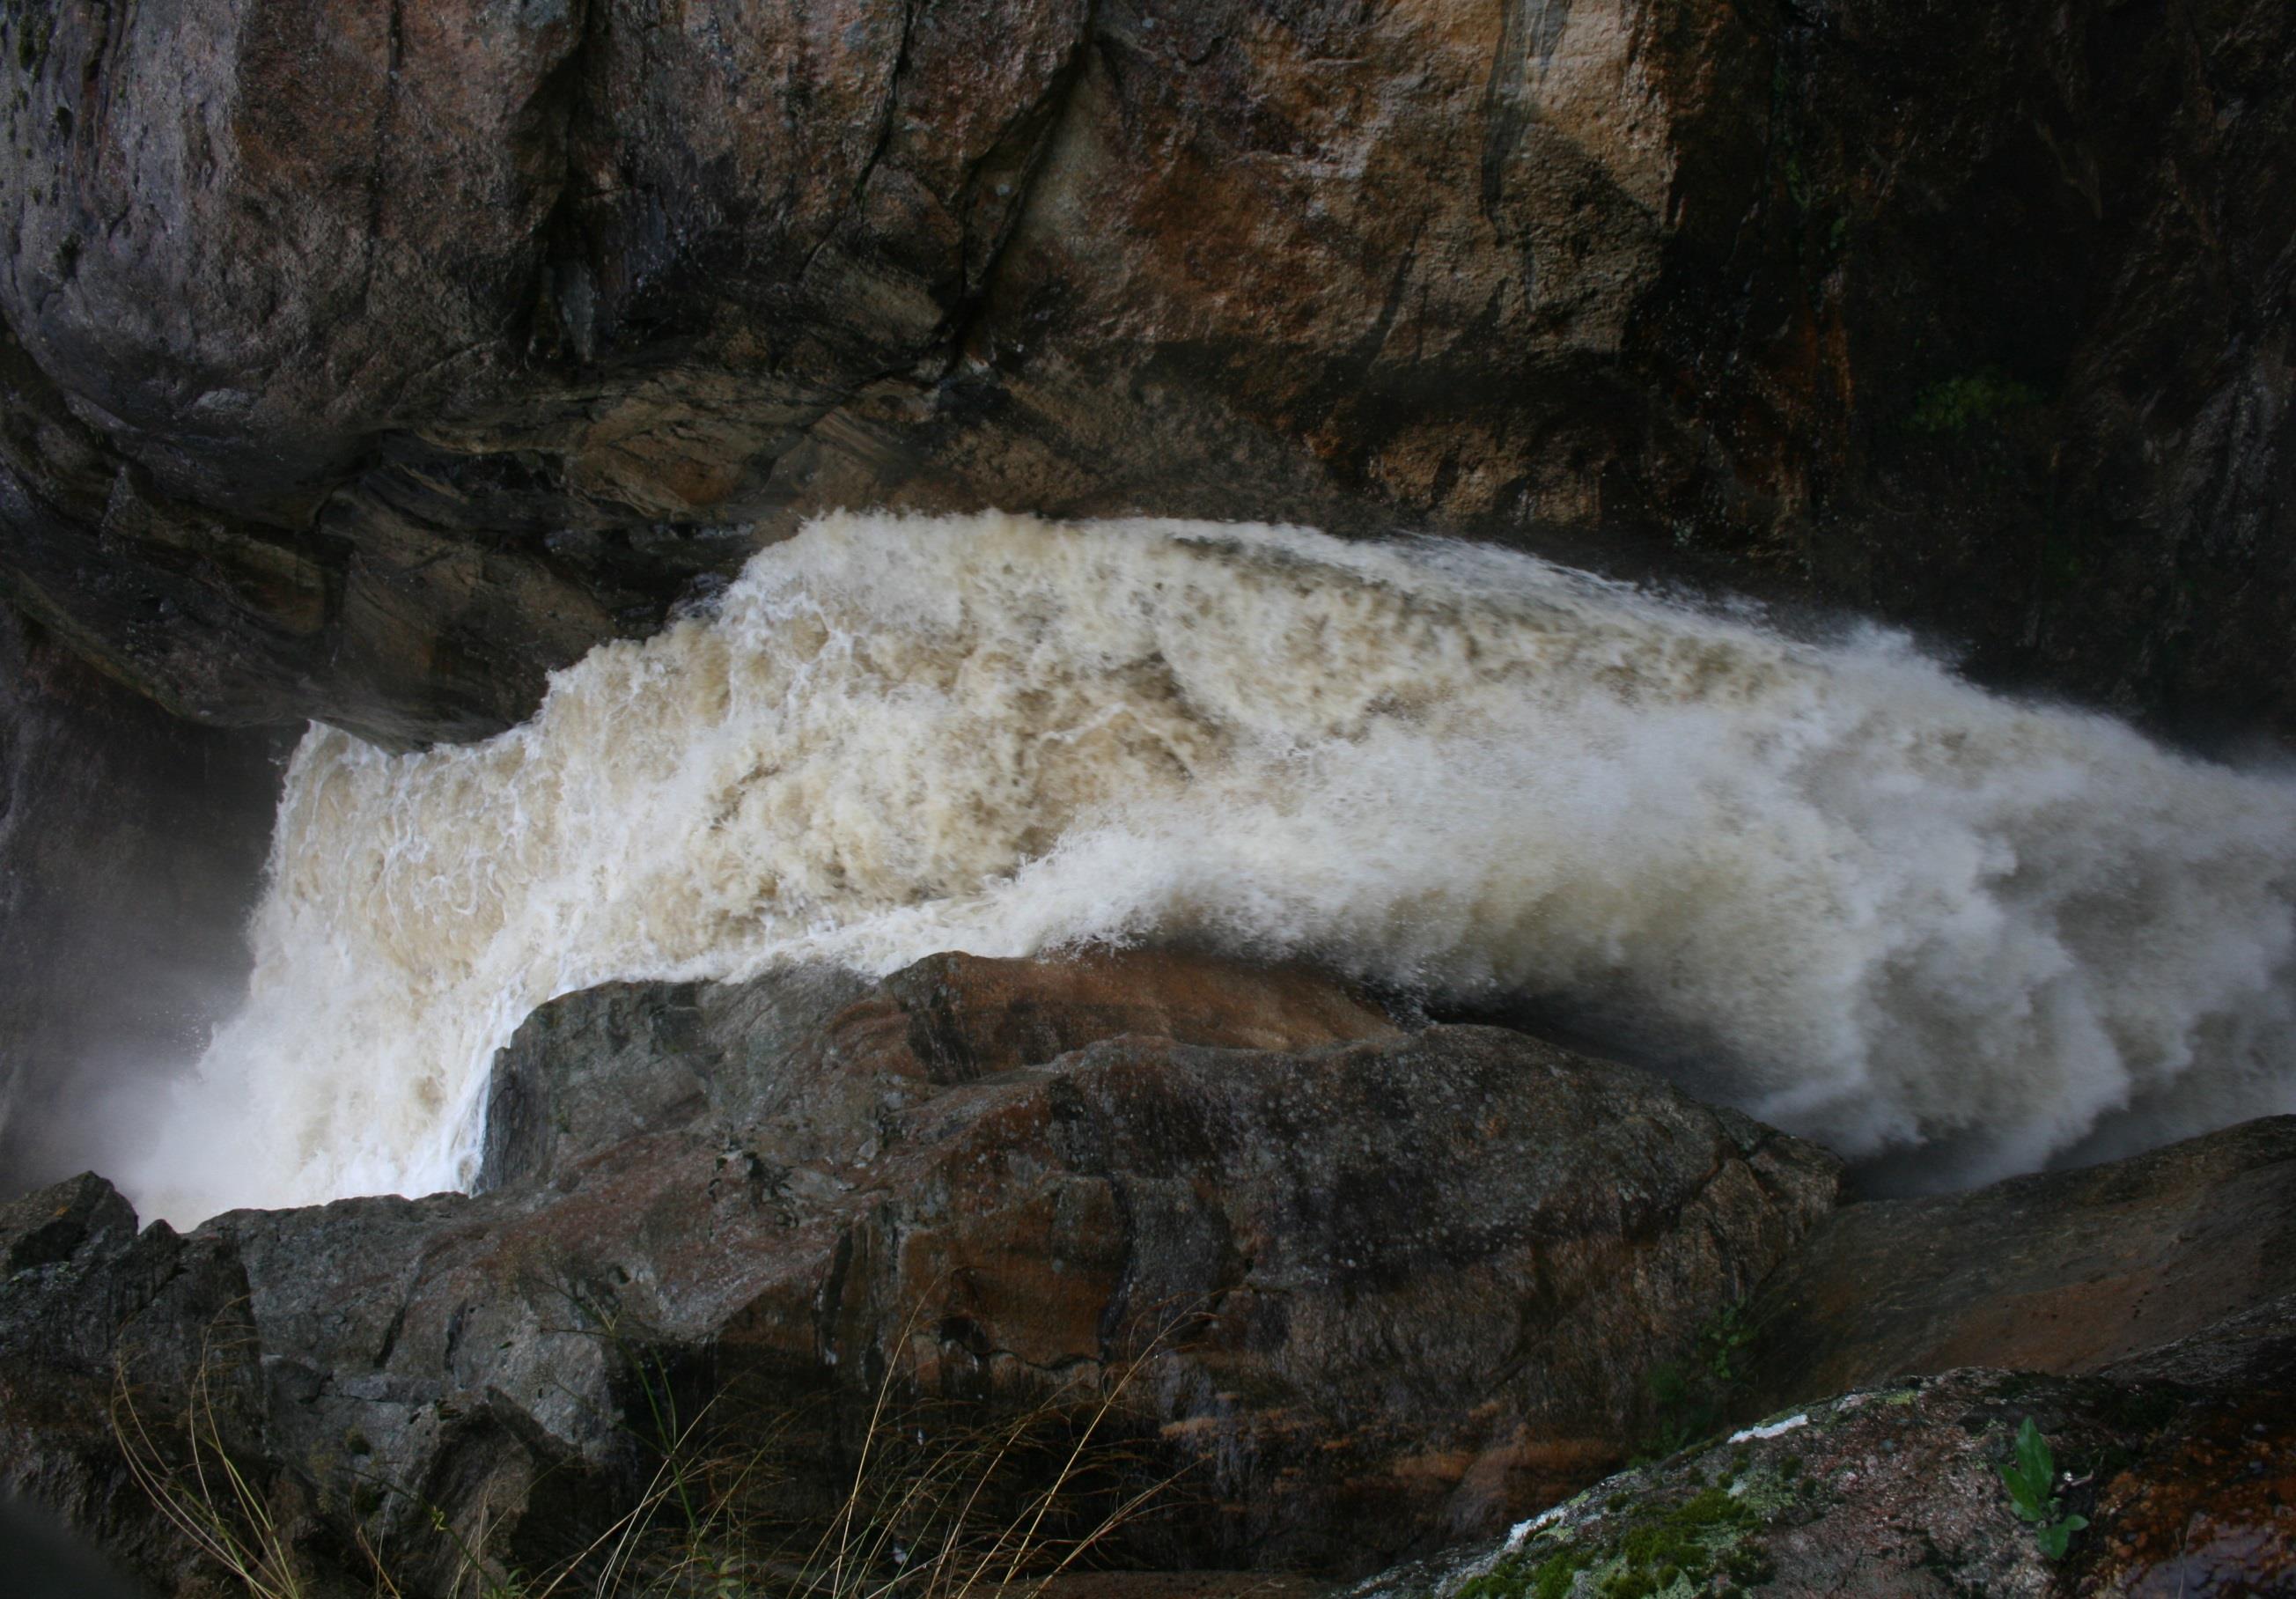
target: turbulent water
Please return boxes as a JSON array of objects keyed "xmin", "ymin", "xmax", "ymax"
[{"xmin": 121, "ymin": 512, "xmax": 2296, "ymax": 1223}]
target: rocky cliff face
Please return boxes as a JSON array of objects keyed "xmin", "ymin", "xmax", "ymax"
[
  {"xmin": 0, "ymin": 0, "xmax": 2286, "ymax": 746},
  {"xmin": 2, "ymin": 2, "xmax": 2292, "ymax": 1591},
  {"xmin": 1740, "ymin": 1114, "xmax": 2296, "ymax": 1405},
  {"xmin": 1348, "ymin": 1132, "xmax": 2296, "ymax": 1598}
]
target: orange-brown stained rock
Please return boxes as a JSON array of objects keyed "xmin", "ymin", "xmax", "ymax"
[
  {"xmin": 2083, "ymin": 1390, "xmax": 2296, "ymax": 1599},
  {"xmin": 4, "ymin": 0, "xmax": 2292, "ymax": 749},
  {"xmin": 822, "ymin": 948, "xmax": 1404, "ymax": 1086},
  {"xmin": 1380, "ymin": 1352, "xmax": 2296, "ymax": 1599}
]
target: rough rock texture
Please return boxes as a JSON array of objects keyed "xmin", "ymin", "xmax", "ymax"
[
  {"xmin": 0, "ymin": 0, "xmax": 2287, "ymax": 745},
  {"xmin": 0, "ymin": 606, "xmax": 281, "ymax": 1197},
  {"xmin": 477, "ymin": 947, "xmax": 1404, "ymax": 1192},
  {"xmin": 0, "ymin": 1166, "xmax": 253, "ymax": 1595},
  {"xmin": 1741, "ymin": 1116, "xmax": 2296, "ymax": 1410},
  {"xmin": 0, "ymin": 950, "xmax": 1841, "ymax": 1592},
  {"xmin": 1347, "ymin": 1298, "xmax": 2296, "ymax": 1597}
]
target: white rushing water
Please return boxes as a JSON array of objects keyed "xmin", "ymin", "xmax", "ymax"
[{"xmin": 123, "ymin": 512, "xmax": 2296, "ymax": 1222}]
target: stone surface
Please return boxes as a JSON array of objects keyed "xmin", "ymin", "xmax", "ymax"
[
  {"xmin": 1741, "ymin": 1116, "xmax": 2296, "ymax": 1411},
  {"xmin": 0, "ymin": 0, "xmax": 2287, "ymax": 746},
  {"xmin": 478, "ymin": 947, "xmax": 1403, "ymax": 1193},
  {"xmin": 1347, "ymin": 1298, "xmax": 2296, "ymax": 1598},
  {"xmin": 0, "ymin": 950, "xmax": 1842, "ymax": 1591},
  {"xmin": 0, "ymin": 1169, "xmax": 136, "ymax": 1273},
  {"xmin": 0, "ymin": 606, "xmax": 282, "ymax": 1198}
]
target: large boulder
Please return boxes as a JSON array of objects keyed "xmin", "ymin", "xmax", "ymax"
[
  {"xmin": 0, "ymin": 0, "xmax": 2288, "ymax": 744},
  {"xmin": 0, "ymin": 1171, "xmax": 259, "ymax": 1597},
  {"xmin": 1336, "ymin": 1117, "xmax": 2296, "ymax": 1596},
  {"xmin": 0, "ymin": 950, "xmax": 1842, "ymax": 1591}
]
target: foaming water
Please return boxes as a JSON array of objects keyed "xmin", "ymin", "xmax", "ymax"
[{"xmin": 124, "ymin": 512, "xmax": 2296, "ymax": 1221}]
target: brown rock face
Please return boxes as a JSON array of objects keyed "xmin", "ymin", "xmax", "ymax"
[
  {"xmin": 0, "ymin": 951, "xmax": 1841, "ymax": 1590},
  {"xmin": 1740, "ymin": 1116, "xmax": 2296, "ymax": 1410},
  {"xmin": 477, "ymin": 948, "xmax": 1406, "ymax": 1192},
  {"xmin": 0, "ymin": 0, "xmax": 2287, "ymax": 745}
]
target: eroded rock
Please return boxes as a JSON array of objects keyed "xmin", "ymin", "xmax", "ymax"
[{"xmin": 0, "ymin": 950, "xmax": 1840, "ymax": 1589}]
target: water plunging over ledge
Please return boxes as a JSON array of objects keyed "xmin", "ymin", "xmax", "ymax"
[{"xmin": 121, "ymin": 512, "xmax": 2296, "ymax": 1223}]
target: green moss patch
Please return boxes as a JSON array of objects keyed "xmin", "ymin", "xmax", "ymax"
[
  {"xmin": 1909, "ymin": 372, "xmax": 2044, "ymax": 437},
  {"xmin": 1454, "ymin": 1484, "xmax": 1775, "ymax": 1599}
]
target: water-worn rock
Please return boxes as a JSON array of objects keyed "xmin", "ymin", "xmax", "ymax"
[
  {"xmin": 477, "ymin": 948, "xmax": 1402, "ymax": 1193},
  {"xmin": 0, "ymin": 607, "xmax": 281, "ymax": 1197},
  {"xmin": 0, "ymin": 950, "xmax": 1841, "ymax": 1591},
  {"xmin": 1741, "ymin": 1116, "xmax": 2296, "ymax": 1410},
  {"xmin": 0, "ymin": 0, "xmax": 2287, "ymax": 745},
  {"xmin": 1347, "ymin": 1295, "xmax": 2296, "ymax": 1597}
]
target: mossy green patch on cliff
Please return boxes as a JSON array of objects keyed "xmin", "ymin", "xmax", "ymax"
[
  {"xmin": 6, "ymin": 1, "xmax": 57, "ymax": 74},
  {"xmin": 1909, "ymin": 371, "xmax": 2045, "ymax": 437}
]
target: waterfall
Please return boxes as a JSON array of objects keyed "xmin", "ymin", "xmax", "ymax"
[{"xmin": 123, "ymin": 512, "xmax": 2296, "ymax": 1222}]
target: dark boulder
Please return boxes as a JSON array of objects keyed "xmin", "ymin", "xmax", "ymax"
[
  {"xmin": 1349, "ymin": 1295, "xmax": 2296, "ymax": 1597},
  {"xmin": 0, "ymin": 1172, "xmax": 257, "ymax": 1597}
]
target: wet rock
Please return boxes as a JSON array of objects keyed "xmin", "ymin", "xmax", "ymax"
[
  {"xmin": 1347, "ymin": 1315, "xmax": 2296, "ymax": 1599},
  {"xmin": 1741, "ymin": 1116, "xmax": 2296, "ymax": 1410},
  {"xmin": 0, "ymin": 1170, "xmax": 136, "ymax": 1273},
  {"xmin": 0, "ymin": 1492, "xmax": 155, "ymax": 1599},
  {"xmin": 2077, "ymin": 1358, "xmax": 2296, "ymax": 1596},
  {"xmin": 478, "ymin": 948, "xmax": 1399, "ymax": 1192},
  {"xmin": 0, "ymin": 951, "xmax": 1841, "ymax": 1588},
  {"xmin": 0, "ymin": 1, "xmax": 2288, "ymax": 744},
  {"xmin": 0, "ymin": 1172, "xmax": 259, "ymax": 1596}
]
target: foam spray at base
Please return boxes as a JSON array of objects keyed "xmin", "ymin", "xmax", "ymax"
[{"xmin": 122, "ymin": 512, "xmax": 2296, "ymax": 1223}]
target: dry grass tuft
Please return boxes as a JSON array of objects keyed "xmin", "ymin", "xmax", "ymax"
[{"xmin": 114, "ymin": 1303, "xmax": 1187, "ymax": 1599}]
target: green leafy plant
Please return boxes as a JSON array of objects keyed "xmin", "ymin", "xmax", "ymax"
[
  {"xmin": 1997, "ymin": 1417, "xmax": 2087, "ymax": 1560},
  {"xmin": 1696, "ymin": 1300, "xmax": 1755, "ymax": 1389},
  {"xmin": 1635, "ymin": 1298, "xmax": 1758, "ymax": 1463},
  {"xmin": 1909, "ymin": 371, "xmax": 2044, "ymax": 438}
]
